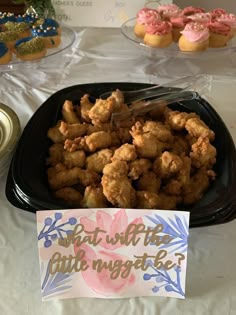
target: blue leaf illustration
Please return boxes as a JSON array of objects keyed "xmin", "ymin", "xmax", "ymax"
[
  {"xmin": 175, "ymin": 215, "xmax": 188, "ymax": 238},
  {"xmin": 143, "ymin": 262, "xmax": 184, "ymax": 297},
  {"xmin": 155, "ymin": 214, "xmax": 181, "ymax": 237},
  {"xmin": 41, "ymin": 261, "xmax": 73, "ymax": 298},
  {"xmin": 38, "ymin": 213, "xmax": 77, "ymax": 248},
  {"xmin": 146, "ymin": 214, "xmax": 189, "ymax": 253}
]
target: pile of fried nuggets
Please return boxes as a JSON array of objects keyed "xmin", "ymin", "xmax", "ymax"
[{"xmin": 46, "ymin": 90, "xmax": 217, "ymax": 210}]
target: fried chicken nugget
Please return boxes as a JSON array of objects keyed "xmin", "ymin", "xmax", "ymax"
[
  {"xmin": 165, "ymin": 110, "xmax": 198, "ymax": 131},
  {"xmin": 111, "ymin": 90, "xmax": 129, "ymax": 112},
  {"xmin": 110, "ymin": 89, "xmax": 124, "ymax": 106},
  {"xmin": 63, "ymin": 150, "xmax": 86, "ymax": 168},
  {"xmin": 128, "ymin": 158, "xmax": 152, "ymax": 180},
  {"xmin": 46, "ymin": 143, "xmax": 64, "ymax": 165},
  {"xmin": 47, "ymin": 121, "xmax": 65, "ymax": 144},
  {"xmin": 88, "ymin": 90, "xmax": 130, "ymax": 125},
  {"xmin": 177, "ymin": 156, "xmax": 191, "ymax": 189},
  {"xmin": 103, "ymin": 159, "xmax": 128, "ymax": 178},
  {"xmin": 136, "ymin": 191, "xmax": 179, "ymax": 210},
  {"xmin": 85, "ymin": 131, "xmax": 112, "ymax": 152},
  {"xmin": 130, "ymin": 121, "xmax": 169, "ymax": 158},
  {"xmin": 86, "ymin": 149, "xmax": 113, "ymax": 173},
  {"xmin": 153, "ymin": 151, "xmax": 183, "ymax": 178},
  {"xmin": 77, "ymin": 169, "xmax": 101, "ymax": 187},
  {"xmin": 142, "ymin": 121, "xmax": 173, "ymax": 142},
  {"xmin": 132, "ymin": 133, "xmax": 164, "ymax": 158},
  {"xmin": 62, "ymin": 100, "xmax": 80, "ymax": 124},
  {"xmin": 54, "ymin": 187, "xmax": 82, "ymax": 207},
  {"xmin": 48, "ymin": 166, "xmax": 82, "ymax": 190},
  {"xmin": 101, "ymin": 160, "xmax": 136, "ymax": 208},
  {"xmin": 88, "ymin": 97, "xmax": 117, "ymax": 124},
  {"xmin": 64, "ymin": 137, "xmax": 88, "ymax": 152},
  {"xmin": 47, "ymin": 163, "xmax": 67, "ymax": 179},
  {"xmin": 156, "ymin": 192, "xmax": 180, "ymax": 209},
  {"xmin": 81, "ymin": 185, "xmax": 108, "ymax": 208},
  {"xmin": 162, "ymin": 155, "xmax": 191, "ymax": 195},
  {"xmin": 87, "ymin": 123, "xmax": 111, "ymax": 135},
  {"xmin": 183, "ymin": 168, "xmax": 216, "ymax": 205},
  {"xmin": 80, "ymin": 94, "xmax": 94, "ymax": 122},
  {"xmin": 115, "ymin": 127, "xmax": 132, "ymax": 144},
  {"xmin": 112, "ymin": 144, "xmax": 137, "ymax": 162},
  {"xmin": 136, "ymin": 191, "xmax": 160, "ymax": 209},
  {"xmin": 48, "ymin": 166, "xmax": 100, "ymax": 190},
  {"xmin": 163, "ymin": 179, "xmax": 183, "ymax": 195},
  {"xmin": 185, "ymin": 117, "xmax": 215, "ymax": 141},
  {"xmin": 136, "ymin": 171, "xmax": 161, "ymax": 193},
  {"xmin": 59, "ymin": 121, "xmax": 87, "ymax": 139},
  {"xmin": 170, "ymin": 135, "xmax": 191, "ymax": 155},
  {"xmin": 190, "ymin": 137, "xmax": 217, "ymax": 168}
]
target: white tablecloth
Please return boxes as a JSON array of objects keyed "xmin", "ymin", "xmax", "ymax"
[{"xmin": 0, "ymin": 27, "xmax": 236, "ymax": 315}]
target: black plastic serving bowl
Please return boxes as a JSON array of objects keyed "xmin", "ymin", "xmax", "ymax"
[{"xmin": 5, "ymin": 82, "xmax": 236, "ymax": 227}]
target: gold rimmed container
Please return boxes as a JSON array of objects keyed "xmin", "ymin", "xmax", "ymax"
[{"xmin": 0, "ymin": 103, "xmax": 21, "ymax": 177}]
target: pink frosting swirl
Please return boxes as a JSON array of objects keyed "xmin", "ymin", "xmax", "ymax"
[
  {"xmin": 146, "ymin": 20, "xmax": 172, "ymax": 35},
  {"xmin": 188, "ymin": 13, "xmax": 212, "ymax": 25},
  {"xmin": 136, "ymin": 8, "xmax": 161, "ymax": 25},
  {"xmin": 216, "ymin": 14, "xmax": 236, "ymax": 28},
  {"xmin": 208, "ymin": 20, "xmax": 231, "ymax": 35},
  {"xmin": 169, "ymin": 15, "xmax": 190, "ymax": 28},
  {"xmin": 157, "ymin": 4, "xmax": 180, "ymax": 13},
  {"xmin": 181, "ymin": 22, "xmax": 209, "ymax": 42},
  {"xmin": 182, "ymin": 6, "xmax": 205, "ymax": 16},
  {"xmin": 157, "ymin": 4, "xmax": 181, "ymax": 19},
  {"xmin": 211, "ymin": 8, "xmax": 227, "ymax": 18}
]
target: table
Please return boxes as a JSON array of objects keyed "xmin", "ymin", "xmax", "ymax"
[{"xmin": 0, "ymin": 27, "xmax": 236, "ymax": 315}]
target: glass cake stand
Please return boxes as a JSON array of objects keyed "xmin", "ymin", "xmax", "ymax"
[
  {"xmin": 121, "ymin": 18, "xmax": 236, "ymax": 60},
  {"xmin": 0, "ymin": 25, "xmax": 77, "ymax": 73},
  {"xmin": 121, "ymin": 18, "xmax": 236, "ymax": 77}
]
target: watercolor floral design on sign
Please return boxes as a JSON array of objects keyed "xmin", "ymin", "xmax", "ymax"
[
  {"xmin": 38, "ymin": 212, "xmax": 77, "ymax": 248},
  {"xmin": 143, "ymin": 213, "xmax": 189, "ymax": 297},
  {"xmin": 37, "ymin": 209, "xmax": 189, "ymax": 299},
  {"xmin": 73, "ymin": 209, "xmax": 143, "ymax": 295},
  {"xmin": 143, "ymin": 262, "xmax": 184, "ymax": 297},
  {"xmin": 146, "ymin": 214, "xmax": 189, "ymax": 253},
  {"xmin": 41, "ymin": 260, "xmax": 73, "ymax": 299},
  {"xmin": 80, "ymin": 208, "xmax": 143, "ymax": 250}
]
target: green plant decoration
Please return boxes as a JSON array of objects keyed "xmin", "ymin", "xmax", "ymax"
[{"xmin": 12, "ymin": 0, "xmax": 56, "ymax": 18}]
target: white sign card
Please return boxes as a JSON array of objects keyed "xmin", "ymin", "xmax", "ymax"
[{"xmin": 37, "ymin": 208, "xmax": 189, "ymax": 301}]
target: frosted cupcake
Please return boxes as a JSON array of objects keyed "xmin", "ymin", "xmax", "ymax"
[
  {"xmin": 169, "ymin": 14, "xmax": 190, "ymax": 42},
  {"xmin": 134, "ymin": 8, "xmax": 161, "ymax": 38},
  {"xmin": 178, "ymin": 22, "xmax": 209, "ymax": 52},
  {"xmin": 31, "ymin": 25, "xmax": 61, "ymax": 48},
  {"xmin": 0, "ymin": 31, "xmax": 19, "ymax": 50},
  {"xmin": 182, "ymin": 6, "xmax": 205, "ymax": 17},
  {"xmin": 188, "ymin": 13, "xmax": 212, "ymax": 25},
  {"xmin": 4, "ymin": 21, "xmax": 31, "ymax": 39},
  {"xmin": 156, "ymin": 4, "xmax": 181, "ymax": 21},
  {"xmin": 144, "ymin": 20, "xmax": 173, "ymax": 48},
  {"xmin": 208, "ymin": 20, "xmax": 231, "ymax": 47},
  {"xmin": 210, "ymin": 8, "xmax": 227, "ymax": 19},
  {"xmin": 14, "ymin": 36, "xmax": 47, "ymax": 61},
  {"xmin": 216, "ymin": 14, "xmax": 236, "ymax": 39},
  {"xmin": 34, "ymin": 18, "xmax": 61, "ymax": 35},
  {"xmin": 0, "ymin": 12, "xmax": 15, "ymax": 31}
]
